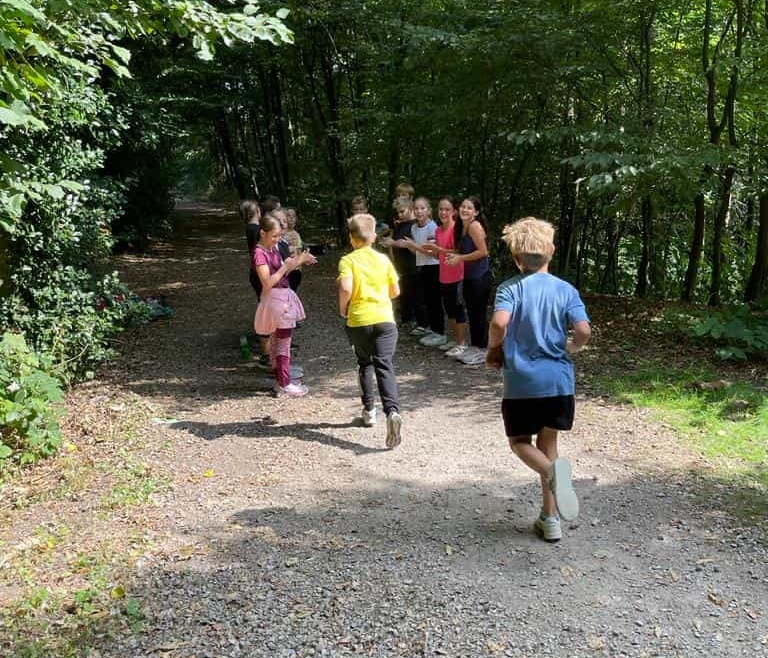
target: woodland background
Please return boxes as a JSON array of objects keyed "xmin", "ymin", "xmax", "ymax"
[{"xmin": 2, "ymin": 0, "xmax": 768, "ymax": 467}]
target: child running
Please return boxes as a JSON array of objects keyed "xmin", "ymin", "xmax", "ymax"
[
  {"xmin": 486, "ymin": 217, "xmax": 591, "ymax": 542},
  {"xmin": 338, "ymin": 213, "xmax": 403, "ymax": 449},
  {"xmin": 253, "ymin": 214, "xmax": 317, "ymax": 397}
]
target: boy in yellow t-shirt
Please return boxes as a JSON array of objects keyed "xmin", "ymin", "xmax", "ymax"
[{"xmin": 338, "ymin": 214, "xmax": 403, "ymax": 448}]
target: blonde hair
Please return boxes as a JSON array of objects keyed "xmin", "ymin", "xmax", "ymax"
[
  {"xmin": 394, "ymin": 182, "xmax": 414, "ymax": 199},
  {"xmin": 413, "ymin": 196, "xmax": 431, "ymax": 213},
  {"xmin": 348, "ymin": 213, "xmax": 377, "ymax": 243},
  {"xmin": 393, "ymin": 197, "xmax": 414, "ymax": 212},
  {"xmin": 501, "ymin": 217, "xmax": 555, "ymax": 271}
]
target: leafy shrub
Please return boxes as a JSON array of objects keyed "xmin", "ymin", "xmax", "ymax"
[
  {"xmin": 0, "ymin": 333, "xmax": 64, "ymax": 470},
  {"xmin": 666, "ymin": 305, "xmax": 768, "ymax": 360}
]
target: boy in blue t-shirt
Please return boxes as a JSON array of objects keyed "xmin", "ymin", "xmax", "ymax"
[{"xmin": 486, "ymin": 217, "xmax": 591, "ymax": 542}]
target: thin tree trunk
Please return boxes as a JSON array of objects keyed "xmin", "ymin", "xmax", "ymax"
[
  {"xmin": 214, "ymin": 114, "xmax": 245, "ymax": 198},
  {"xmin": 744, "ymin": 193, "xmax": 768, "ymax": 302},
  {"xmin": 682, "ymin": 193, "xmax": 706, "ymax": 302},
  {"xmin": 708, "ymin": 166, "xmax": 735, "ymax": 306}
]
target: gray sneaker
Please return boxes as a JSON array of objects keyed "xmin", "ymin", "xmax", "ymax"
[
  {"xmin": 549, "ymin": 457, "xmax": 579, "ymax": 521},
  {"xmin": 534, "ymin": 514, "xmax": 562, "ymax": 542},
  {"xmin": 385, "ymin": 412, "xmax": 402, "ymax": 449}
]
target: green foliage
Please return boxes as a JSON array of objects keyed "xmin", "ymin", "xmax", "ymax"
[
  {"xmin": 666, "ymin": 305, "xmax": 768, "ymax": 360},
  {"xmin": 590, "ymin": 363, "xmax": 768, "ymax": 512},
  {"xmin": 0, "ymin": 0, "xmax": 292, "ymax": 459},
  {"xmin": 0, "ymin": 333, "xmax": 64, "ymax": 470}
]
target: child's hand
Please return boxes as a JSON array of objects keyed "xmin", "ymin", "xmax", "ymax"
[
  {"xmin": 298, "ymin": 250, "xmax": 318, "ymax": 266},
  {"xmin": 485, "ymin": 345, "xmax": 504, "ymax": 369},
  {"xmin": 380, "ymin": 237, "xmax": 395, "ymax": 248},
  {"xmin": 566, "ymin": 340, "xmax": 581, "ymax": 355}
]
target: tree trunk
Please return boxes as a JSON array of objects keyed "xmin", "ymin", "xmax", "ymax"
[
  {"xmin": 557, "ymin": 159, "xmax": 576, "ymax": 277},
  {"xmin": 682, "ymin": 193, "xmax": 706, "ymax": 302},
  {"xmin": 214, "ymin": 114, "xmax": 246, "ymax": 198},
  {"xmin": 708, "ymin": 166, "xmax": 735, "ymax": 306},
  {"xmin": 745, "ymin": 192, "xmax": 768, "ymax": 302}
]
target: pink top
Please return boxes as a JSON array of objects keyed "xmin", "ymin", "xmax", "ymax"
[
  {"xmin": 435, "ymin": 224, "xmax": 463, "ymax": 284},
  {"xmin": 253, "ymin": 246, "xmax": 289, "ymax": 288}
]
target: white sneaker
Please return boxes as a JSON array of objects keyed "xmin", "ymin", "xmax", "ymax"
[
  {"xmin": 420, "ymin": 332, "xmax": 448, "ymax": 347},
  {"xmin": 409, "ymin": 326, "xmax": 429, "ymax": 336},
  {"xmin": 385, "ymin": 412, "xmax": 402, "ymax": 448},
  {"xmin": 549, "ymin": 457, "xmax": 579, "ymax": 521},
  {"xmin": 274, "ymin": 382, "xmax": 308, "ymax": 397},
  {"xmin": 362, "ymin": 407, "xmax": 377, "ymax": 427},
  {"xmin": 438, "ymin": 339, "xmax": 457, "ymax": 351},
  {"xmin": 534, "ymin": 514, "xmax": 562, "ymax": 542},
  {"xmin": 458, "ymin": 346, "xmax": 486, "ymax": 365},
  {"xmin": 445, "ymin": 344, "xmax": 468, "ymax": 358}
]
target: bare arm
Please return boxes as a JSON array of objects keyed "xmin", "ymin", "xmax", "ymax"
[
  {"xmin": 486, "ymin": 309, "xmax": 510, "ymax": 369},
  {"xmin": 257, "ymin": 251, "xmax": 316, "ymax": 293},
  {"xmin": 389, "ymin": 280, "xmax": 400, "ymax": 299},
  {"xmin": 338, "ymin": 276, "xmax": 353, "ymax": 318},
  {"xmin": 446, "ymin": 222, "xmax": 488, "ymax": 265},
  {"xmin": 567, "ymin": 320, "xmax": 591, "ymax": 354}
]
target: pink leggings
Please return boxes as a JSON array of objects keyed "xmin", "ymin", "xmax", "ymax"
[{"xmin": 271, "ymin": 327, "xmax": 293, "ymax": 386}]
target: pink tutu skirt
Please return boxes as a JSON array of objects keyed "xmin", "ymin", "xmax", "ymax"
[{"xmin": 253, "ymin": 287, "xmax": 306, "ymax": 334}]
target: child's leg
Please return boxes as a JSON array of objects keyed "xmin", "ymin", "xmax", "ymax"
[
  {"xmin": 272, "ymin": 327, "xmax": 292, "ymax": 387},
  {"xmin": 346, "ymin": 325, "xmax": 376, "ymax": 410},
  {"xmin": 536, "ymin": 428, "xmax": 559, "ymax": 517},
  {"xmin": 425, "ymin": 266, "xmax": 444, "ymax": 334},
  {"xmin": 508, "ymin": 429, "xmax": 558, "ymax": 517},
  {"xmin": 414, "ymin": 267, "xmax": 429, "ymax": 329},
  {"xmin": 371, "ymin": 322, "xmax": 399, "ymax": 415}
]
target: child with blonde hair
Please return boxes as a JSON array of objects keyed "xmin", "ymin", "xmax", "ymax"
[
  {"xmin": 486, "ymin": 217, "xmax": 591, "ymax": 542},
  {"xmin": 338, "ymin": 213, "xmax": 403, "ymax": 448}
]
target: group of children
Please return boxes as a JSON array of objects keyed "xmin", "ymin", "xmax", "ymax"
[
  {"xmin": 242, "ymin": 190, "xmax": 591, "ymax": 542},
  {"xmin": 378, "ymin": 185, "xmax": 493, "ymax": 367}
]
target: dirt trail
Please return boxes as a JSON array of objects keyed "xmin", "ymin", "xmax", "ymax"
[{"xmin": 88, "ymin": 203, "xmax": 768, "ymax": 656}]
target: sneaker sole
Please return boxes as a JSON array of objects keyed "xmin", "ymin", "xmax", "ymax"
[
  {"xmin": 386, "ymin": 414, "xmax": 402, "ymax": 449},
  {"xmin": 551, "ymin": 457, "xmax": 579, "ymax": 521}
]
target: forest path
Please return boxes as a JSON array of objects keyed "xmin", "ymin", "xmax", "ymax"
[{"xmin": 98, "ymin": 203, "xmax": 766, "ymax": 657}]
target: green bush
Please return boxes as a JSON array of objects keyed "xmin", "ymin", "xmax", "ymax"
[
  {"xmin": 0, "ymin": 333, "xmax": 64, "ymax": 470},
  {"xmin": 664, "ymin": 305, "xmax": 768, "ymax": 360}
]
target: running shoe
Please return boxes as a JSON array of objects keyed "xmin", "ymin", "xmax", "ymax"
[
  {"xmin": 385, "ymin": 412, "xmax": 402, "ymax": 448},
  {"xmin": 420, "ymin": 332, "xmax": 448, "ymax": 347},
  {"xmin": 362, "ymin": 407, "xmax": 377, "ymax": 427},
  {"xmin": 534, "ymin": 514, "xmax": 562, "ymax": 542},
  {"xmin": 445, "ymin": 344, "xmax": 468, "ymax": 358},
  {"xmin": 274, "ymin": 382, "xmax": 309, "ymax": 397},
  {"xmin": 549, "ymin": 457, "xmax": 579, "ymax": 521},
  {"xmin": 458, "ymin": 346, "xmax": 486, "ymax": 365}
]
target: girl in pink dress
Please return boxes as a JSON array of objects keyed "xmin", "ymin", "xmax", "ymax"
[{"xmin": 252, "ymin": 215, "xmax": 317, "ymax": 397}]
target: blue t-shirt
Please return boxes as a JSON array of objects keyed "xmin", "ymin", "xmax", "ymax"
[{"xmin": 494, "ymin": 272, "xmax": 589, "ymax": 399}]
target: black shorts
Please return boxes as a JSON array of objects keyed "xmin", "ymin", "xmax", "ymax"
[{"xmin": 502, "ymin": 395, "xmax": 575, "ymax": 437}]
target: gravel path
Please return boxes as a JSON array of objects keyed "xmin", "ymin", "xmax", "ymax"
[{"xmin": 96, "ymin": 203, "xmax": 766, "ymax": 658}]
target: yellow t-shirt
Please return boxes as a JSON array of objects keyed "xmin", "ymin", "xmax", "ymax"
[{"xmin": 337, "ymin": 246, "xmax": 398, "ymax": 327}]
